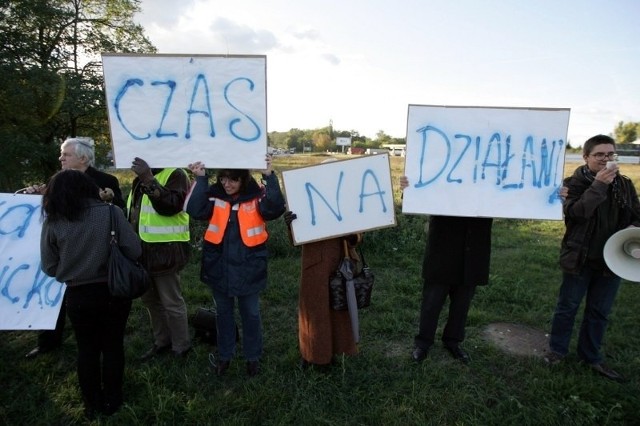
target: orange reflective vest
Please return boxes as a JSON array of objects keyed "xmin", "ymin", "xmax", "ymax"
[{"xmin": 204, "ymin": 198, "xmax": 268, "ymax": 247}]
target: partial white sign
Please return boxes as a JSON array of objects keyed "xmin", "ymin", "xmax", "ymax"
[
  {"xmin": 282, "ymin": 154, "xmax": 396, "ymax": 245},
  {"xmin": 0, "ymin": 194, "xmax": 65, "ymax": 330},
  {"xmin": 402, "ymin": 105, "xmax": 569, "ymax": 220},
  {"xmin": 102, "ymin": 53, "xmax": 267, "ymax": 169},
  {"xmin": 336, "ymin": 137, "xmax": 352, "ymax": 146}
]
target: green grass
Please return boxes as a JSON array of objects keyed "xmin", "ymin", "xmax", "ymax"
[{"xmin": 2, "ymin": 157, "xmax": 640, "ymax": 425}]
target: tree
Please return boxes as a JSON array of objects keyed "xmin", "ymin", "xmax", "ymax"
[
  {"xmin": 375, "ymin": 130, "xmax": 392, "ymax": 145},
  {"xmin": 282, "ymin": 128, "xmax": 306, "ymax": 152},
  {"xmin": 312, "ymin": 130, "xmax": 332, "ymax": 152},
  {"xmin": 267, "ymin": 127, "xmax": 374, "ymax": 153},
  {"xmin": 0, "ymin": 0, "xmax": 155, "ymax": 191},
  {"xmin": 614, "ymin": 121, "xmax": 640, "ymax": 144}
]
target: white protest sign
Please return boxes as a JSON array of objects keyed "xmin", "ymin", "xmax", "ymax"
[
  {"xmin": 0, "ymin": 194, "xmax": 65, "ymax": 330},
  {"xmin": 282, "ymin": 154, "xmax": 396, "ymax": 245},
  {"xmin": 402, "ymin": 105, "xmax": 569, "ymax": 220},
  {"xmin": 102, "ymin": 53, "xmax": 267, "ymax": 169}
]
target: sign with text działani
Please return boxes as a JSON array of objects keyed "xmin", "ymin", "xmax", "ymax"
[
  {"xmin": 102, "ymin": 53, "xmax": 267, "ymax": 169},
  {"xmin": 0, "ymin": 194, "xmax": 65, "ymax": 330},
  {"xmin": 402, "ymin": 105, "xmax": 570, "ymax": 220},
  {"xmin": 282, "ymin": 154, "xmax": 396, "ymax": 245}
]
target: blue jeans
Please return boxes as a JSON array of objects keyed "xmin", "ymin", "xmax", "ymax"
[
  {"xmin": 549, "ymin": 268, "xmax": 621, "ymax": 364},
  {"xmin": 213, "ymin": 290, "xmax": 262, "ymax": 362}
]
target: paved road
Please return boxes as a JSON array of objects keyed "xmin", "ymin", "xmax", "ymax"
[{"xmin": 565, "ymin": 154, "xmax": 639, "ymax": 164}]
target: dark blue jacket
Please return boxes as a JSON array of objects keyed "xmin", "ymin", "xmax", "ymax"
[{"xmin": 186, "ymin": 172, "xmax": 285, "ymax": 296}]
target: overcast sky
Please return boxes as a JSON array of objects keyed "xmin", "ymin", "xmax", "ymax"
[{"xmin": 134, "ymin": 0, "xmax": 640, "ymax": 145}]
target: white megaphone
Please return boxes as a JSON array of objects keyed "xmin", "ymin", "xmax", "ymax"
[{"xmin": 603, "ymin": 227, "xmax": 640, "ymax": 282}]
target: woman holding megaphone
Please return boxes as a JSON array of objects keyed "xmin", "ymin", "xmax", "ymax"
[{"xmin": 545, "ymin": 135, "xmax": 640, "ymax": 382}]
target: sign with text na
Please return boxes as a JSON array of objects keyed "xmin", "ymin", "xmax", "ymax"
[
  {"xmin": 402, "ymin": 105, "xmax": 569, "ymax": 220},
  {"xmin": 0, "ymin": 194, "xmax": 65, "ymax": 330},
  {"xmin": 102, "ymin": 53, "xmax": 267, "ymax": 169},
  {"xmin": 282, "ymin": 154, "xmax": 396, "ymax": 245}
]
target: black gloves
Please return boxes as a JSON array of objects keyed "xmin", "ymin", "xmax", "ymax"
[
  {"xmin": 131, "ymin": 157, "xmax": 154, "ymax": 184},
  {"xmin": 284, "ymin": 211, "xmax": 297, "ymax": 226}
]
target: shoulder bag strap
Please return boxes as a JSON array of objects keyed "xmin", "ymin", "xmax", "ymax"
[
  {"xmin": 342, "ymin": 239, "xmax": 350, "ymax": 258},
  {"xmin": 357, "ymin": 243, "xmax": 368, "ymax": 268},
  {"xmin": 109, "ymin": 204, "xmax": 118, "ymax": 245}
]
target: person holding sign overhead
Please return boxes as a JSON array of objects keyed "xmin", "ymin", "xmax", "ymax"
[
  {"xmin": 400, "ymin": 176, "xmax": 493, "ymax": 364},
  {"xmin": 545, "ymin": 135, "xmax": 640, "ymax": 381},
  {"xmin": 186, "ymin": 155, "xmax": 285, "ymax": 377},
  {"xmin": 128, "ymin": 158, "xmax": 192, "ymax": 361}
]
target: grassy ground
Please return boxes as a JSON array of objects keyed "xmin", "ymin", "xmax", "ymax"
[{"xmin": 1, "ymin": 156, "xmax": 639, "ymax": 425}]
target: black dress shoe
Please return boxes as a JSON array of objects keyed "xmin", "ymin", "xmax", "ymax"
[
  {"xmin": 173, "ymin": 346, "xmax": 192, "ymax": 358},
  {"xmin": 300, "ymin": 358, "xmax": 312, "ymax": 370},
  {"xmin": 589, "ymin": 363, "xmax": 623, "ymax": 382},
  {"xmin": 101, "ymin": 401, "xmax": 122, "ymax": 416},
  {"xmin": 299, "ymin": 358, "xmax": 332, "ymax": 372},
  {"xmin": 139, "ymin": 344, "xmax": 171, "ymax": 361},
  {"xmin": 216, "ymin": 360, "xmax": 230, "ymax": 376},
  {"xmin": 246, "ymin": 360, "xmax": 260, "ymax": 377},
  {"xmin": 445, "ymin": 344, "xmax": 470, "ymax": 364},
  {"xmin": 411, "ymin": 346, "xmax": 429, "ymax": 363}
]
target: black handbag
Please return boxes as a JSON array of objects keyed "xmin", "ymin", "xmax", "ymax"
[
  {"xmin": 192, "ymin": 307, "xmax": 217, "ymax": 345},
  {"xmin": 191, "ymin": 306, "xmax": 240, "ymax": 345},
  {"xmin": 329, "ymin": 240, "xmax": 375, "ymax": 311},
  {"xmin": 107, "ymin": 204, "xmax": 151, "ymax": 299}
]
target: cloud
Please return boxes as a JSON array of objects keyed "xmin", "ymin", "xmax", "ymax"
[
  {"xmin": 205, "ymin": 19, "xmax": 342, "ymax": 66},
  {"xmin": 291, "ymin": 28, "xmax": 321, "ymax": 41},
  {"xmin": 321, "ymin": 53, "xmax": 340, "ymax": 65},
  {"xmin": 209, "ymin": 17, "xmax": 279, "ymax": 53},
  {"xmin": 135, "ymin": 0, "xmax": 195, "ymax": 27}
]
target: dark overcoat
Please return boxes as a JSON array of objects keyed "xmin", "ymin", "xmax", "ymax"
[
  {"xmin": 422, "ymin": 215, "xmax": 493, "ymax": 287},
  {"xmin": 85, "ymin": 166, "xmax": 125, "ymax": 209}
]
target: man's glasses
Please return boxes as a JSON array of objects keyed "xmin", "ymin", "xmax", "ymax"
[
  {"xmin": 590, "ymin": 152, "xmax": 617, "ymax": 160},
  {"xmin": 219, "ymin": 176, "xmax": 240, "ymax": 183}
]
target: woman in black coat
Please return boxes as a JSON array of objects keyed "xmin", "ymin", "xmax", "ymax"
[{"xmin": 40, "ymin": 169, "xmax": 141, "ymax": 418}]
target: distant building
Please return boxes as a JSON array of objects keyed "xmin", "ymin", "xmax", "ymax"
[
  {"xmin": 381, "ymin": 144, "xmax": 406, "ymax": 156},
  {"xmin": 616, "ymin": 143, "xmax": 640, "ymax": 156},
  {"xmin": 348, "ymin": 147, "xmax": 365, "ymax": 155},
  {"xmin": 365, "ymin": 148, "xmax": 390, "ymax": 155}
]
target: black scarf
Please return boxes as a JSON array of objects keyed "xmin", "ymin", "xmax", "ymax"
[{"xmin": 580, "ymin": 165, "xmax": 628, "ymax": 209}]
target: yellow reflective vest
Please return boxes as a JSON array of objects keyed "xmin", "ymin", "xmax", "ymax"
[{"xmin": 127, "ymin": 168, "xmax": 190, "ymax": 243}]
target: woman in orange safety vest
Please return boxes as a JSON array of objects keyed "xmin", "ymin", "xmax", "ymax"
[{"xmin": 185, "ymin": 156, "xmax": 285, "ymax": 377}]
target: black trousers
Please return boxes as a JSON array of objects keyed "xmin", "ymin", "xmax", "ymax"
[
  {"xmin": 37, "ymin": 294, "xmax": 66, "ymax": 350},
  {"xmin": 414, "ymin": 281, "xmax": 476, "ymax": 349},
  {"xmin": 65, "ymin": 283, "xmax": 131, "ymax": 409}
]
